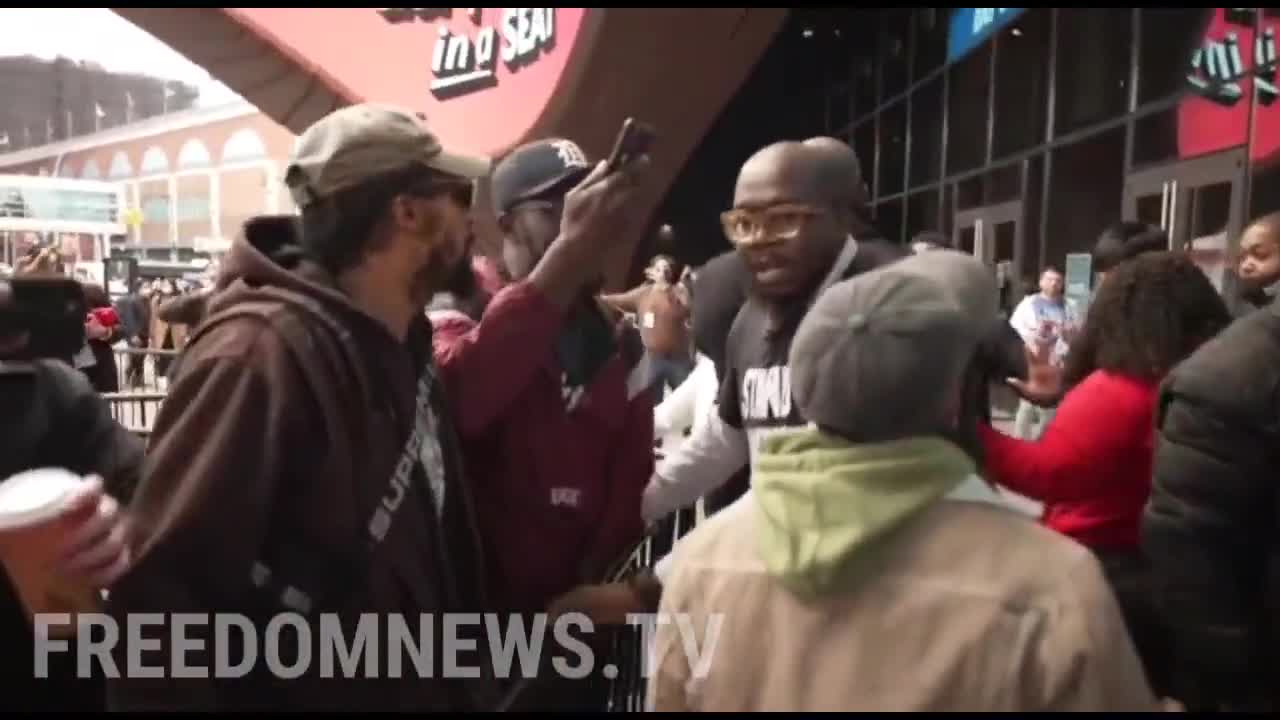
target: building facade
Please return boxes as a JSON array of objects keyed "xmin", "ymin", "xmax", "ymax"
[
  {"xmin": 821, "ymin": 7, "xmax": 1280, "ymax": 308},
  {"xmin": 33, "ymin": 7, "xmax": 1260, "ymax": 301},
  {"xmin": 112, "ymin": 7, "xmax": 789, "ymax": 287},
  {"xmin": 0, "ymin": 101, "xmax": 296, "ymax": 261},
  {"xmin": 0, "ymin": 54, "xmax": 198, "ymax": 150}
]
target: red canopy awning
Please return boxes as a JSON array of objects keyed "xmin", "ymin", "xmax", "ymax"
[
  {"xmin": 111, "ymin": 8, "xmax": 788, "ymax": 286},
  {"xmin": 111, "ymin": 8, "xmax": 593, "ymax": 155}
]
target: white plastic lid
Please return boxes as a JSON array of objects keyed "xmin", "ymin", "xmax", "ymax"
[{"xmin": 0, "ymin": 468, "xmax": 85, "ymax": 531}]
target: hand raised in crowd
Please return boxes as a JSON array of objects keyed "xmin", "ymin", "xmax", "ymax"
[
  {"xmin": 1007, "ymin": 342, "xmax": 1062, "ymax": 408},
  {"xmin": 530, "ymin": 154, "xmax": 651, "ymax": 308},
  {"xmin": 17, "ymin": 247, "xmax": 61, "ymax": 276},
  {"xmin": 560, "ymin": 155, "xmax": 651, "ymax": 248}
]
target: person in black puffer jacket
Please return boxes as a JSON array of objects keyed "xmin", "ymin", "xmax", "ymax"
[
  {"xmin": 1144, "ymin": 299, "xmax": 1280, "ymax": 712},
  {"xmin": 0, "ymin": 356, "xmax": 143, "ymax": 711}
]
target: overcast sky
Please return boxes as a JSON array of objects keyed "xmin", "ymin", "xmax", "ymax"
[{"xmin": 1, "ymin": 8, "xmax": 242, "ymax": 105}]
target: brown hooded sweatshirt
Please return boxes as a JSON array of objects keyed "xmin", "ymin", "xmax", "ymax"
[{"xmin": 106, "ymin": 217, "xmax": 494, "ymax": 711}]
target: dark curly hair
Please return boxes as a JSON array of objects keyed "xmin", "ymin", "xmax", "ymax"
[
  {"xmin": 1063, "ymin": 251, "xmax": 1230, "ymax": 386},
  {"xmin": 1092, "ymin": 221, "xmax": 1168, "ymax": 273}
]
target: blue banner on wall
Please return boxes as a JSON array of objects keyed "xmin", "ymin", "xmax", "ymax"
[{"xmin": 948, "ymin": 8, "xmax": 1026, "ymax": 63}]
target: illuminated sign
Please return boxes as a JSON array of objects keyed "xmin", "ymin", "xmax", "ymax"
[
  {"xmin": 947, "ymin": 8, "xmax": 1025, "ymax": 64},
  {"xmin": 225, "ymin": 7, "xmax": 589, "ymax": 154},
  {"xmin": 1184, "ymin": 9, "xmax": 1277, "ymax": 107},
  {"xmin": 379, "ymin": 8, "xmax": 558, "ymax": 100},
  {"xmin": 1178, "ymin": 8, "xmax": 1280, "ymax": 164}
]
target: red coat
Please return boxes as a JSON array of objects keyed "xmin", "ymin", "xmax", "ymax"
[
  {"xmin": 979, "ymin": 370, "xmax": 1159, "ymax": 550},
  {"xmin": 431, "ymin": 281, "xmax": 653, "ymax": 614}
]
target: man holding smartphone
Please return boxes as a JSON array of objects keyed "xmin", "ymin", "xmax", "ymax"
[
  {"xmin": 98, "ymin": 107, "xmax": 645, "ymax": 711},
  {"xmin": 430, "ymin": 137, "xmax": 654, "ymax": 710}
]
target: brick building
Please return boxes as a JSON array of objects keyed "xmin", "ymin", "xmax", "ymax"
[
  {"xmin": 0, "ymin": 100, "xmax": 295, "ymax": 261},
  {"xmin": 0, "ymin": 54, "xmax": 198, "ymax": 150}
]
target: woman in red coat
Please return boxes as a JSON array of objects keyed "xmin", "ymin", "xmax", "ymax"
[{"xmin": 979, "ymin": 251, "xmax": 1231, "ymax": 695}]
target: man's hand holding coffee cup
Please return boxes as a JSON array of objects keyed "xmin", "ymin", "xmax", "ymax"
[
  {"xmin": 55, "ymin": 475, "xmax": 131, "ymax": 590},
  {"xmin": 0, "ymin": 470, "xmax": 131, "ymax": 621}
]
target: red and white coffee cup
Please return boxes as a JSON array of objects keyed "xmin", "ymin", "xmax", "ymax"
[{"xmin": 0, "ymin": 468, "xmax": 103, "ymax": 634}]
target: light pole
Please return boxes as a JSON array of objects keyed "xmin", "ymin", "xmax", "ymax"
[{"xmin": 51, "ymin": 147, "xmax": 68, "ymax": 178}]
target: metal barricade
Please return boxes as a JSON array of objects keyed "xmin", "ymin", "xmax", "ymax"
[
  {"xmin": 113, "ymin": 347, "xmax": 179, "ymax": 392},
  {"xmin": 600, "ymin": 462, "xmax": 703, "ymax": 713},
  {"xmin": 601, "ymin": 535, "xmax": 655, "ymax": 712},
  {"xmin": 102, "ymin": 391, "xmax": 166, "ymax": 437}
]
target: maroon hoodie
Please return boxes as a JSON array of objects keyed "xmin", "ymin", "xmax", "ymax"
[{"xmin": 431, "ymin": 284, "xmax": 653, "ymax": 615}]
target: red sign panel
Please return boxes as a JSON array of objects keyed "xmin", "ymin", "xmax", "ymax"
[
  {"xmin": 225, "ymin": 7, "xmax": 588, "ymax": 154},
  {"xmin": 1179, "ymin": 8, "xmax": 1280, "ymax": 165}
]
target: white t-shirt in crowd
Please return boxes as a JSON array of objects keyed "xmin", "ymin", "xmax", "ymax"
[
  {"xmin": 654, "ymin": 353, "xmax": 719, "ymax": 445},
  {"xmin": 1009, "ymin": 293, "xmax": 1079, "ymax": 365}
]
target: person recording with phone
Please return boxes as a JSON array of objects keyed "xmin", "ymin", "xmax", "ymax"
[
  {"xmin": 69, "ymin": 110, "xmax": 648, "ymax": 710},
  {"xmin": 430, "ymin": 133, "xmax": 653, "ymax": 711}
]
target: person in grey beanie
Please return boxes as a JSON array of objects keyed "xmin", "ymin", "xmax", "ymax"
[
  {"xmin": 648, "ymin": 249, "xmax": 1158, "ymax": 712},
  {"xmin": 910, "ymin": 237, "xmax": 1028, "ymax": 461}
]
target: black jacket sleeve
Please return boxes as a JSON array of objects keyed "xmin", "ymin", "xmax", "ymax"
[
  {"xmin": 41, "ymin": 360, "xmax": 145, "ymax": 503},
  {"xmin": 978, "ymin": 317, "xmax": 1028, "ymax": 382},
  {"xmin": 1143, "ymin": 307, "xmax": 1280, "ymax": 709}
]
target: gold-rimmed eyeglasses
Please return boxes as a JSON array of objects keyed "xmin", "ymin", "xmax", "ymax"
[{"xmin": 720, "ymin": 204, "xmax": 825, "ymax": 246}]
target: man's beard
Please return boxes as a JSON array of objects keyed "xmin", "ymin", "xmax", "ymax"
[
  {"xmin": 409, "ymin": 254, "xmax": 455, "ymax": 307},
  {"xmin": 442, "ymin": 253, "xmax": 478, "ymax": 297},
  {"xmin": 1240, "ymin": 278, "xmax": 1276, "ymax": 307}
]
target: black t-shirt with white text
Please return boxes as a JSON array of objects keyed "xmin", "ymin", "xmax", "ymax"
[{"xmin": 717, "ymin": 238, "xmax": 907, "ymax": 459}]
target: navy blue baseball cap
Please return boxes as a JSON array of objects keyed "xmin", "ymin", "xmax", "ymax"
[{"xmin": 490, "ymin": 138, "xmax": 593, "ymax": 216}]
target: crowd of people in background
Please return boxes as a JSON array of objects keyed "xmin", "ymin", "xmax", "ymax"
[
  {"xmin": 5, "ymin": 100, "xmax": 1280, "ymax": 713},
  {"xmin": 1, "ymin": 247, "xmax": 214, "ymax": 394}
]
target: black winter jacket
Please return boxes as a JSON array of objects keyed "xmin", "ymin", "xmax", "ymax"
[
  {"xmin": 1144, "ymin": 300, "xmax": 1280, "ymax": 711},
  {"xmin": 0, "ymin": 358, "xmax": 145, "ymax": 710}
]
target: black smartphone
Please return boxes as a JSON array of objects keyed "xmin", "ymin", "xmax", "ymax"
[{"xmin": 604, "ymin": 117, "xmax": 656, "ymax": 174}]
